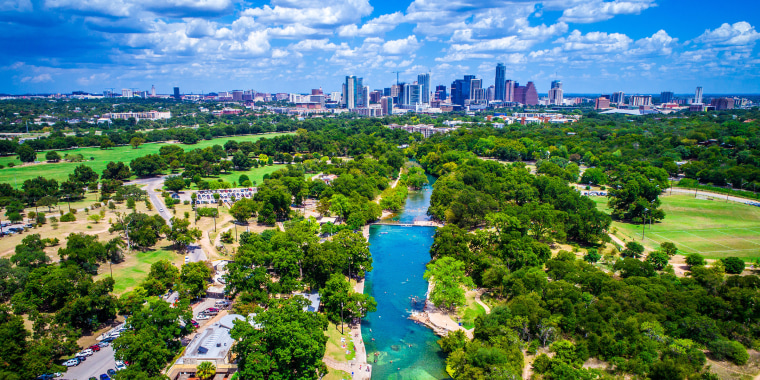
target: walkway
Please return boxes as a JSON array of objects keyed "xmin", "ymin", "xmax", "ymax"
[{"xmin": 474, "ymin": 291, "xmax": 491, "ymax": 314}]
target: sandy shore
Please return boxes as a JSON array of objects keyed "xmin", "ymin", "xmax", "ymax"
[{"xmin": 408, "ymin": 280, "xmax": 473, "ymax": 339}]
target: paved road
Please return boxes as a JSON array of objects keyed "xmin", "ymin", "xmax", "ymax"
[
  {"xmin": 62, "ymin": 345, "xmax": 117, "ymax": 380},
  {"xmin": 127, "ymin": 176, "xmax": 207, "ymax": 263}
]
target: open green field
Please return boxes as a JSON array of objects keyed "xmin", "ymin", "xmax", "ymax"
[
  {"xmin": 0, "ymin": 132, "xmax": 293, "ymax": 188},
  {"xmin": 594, "ymin": 195, "xmax": 760, "ymax": 260},
  {"xmin": 96, "ymin": 246, "xmax": 181, "ymax": 295}
]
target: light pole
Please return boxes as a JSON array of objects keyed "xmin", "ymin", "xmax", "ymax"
[
  {"xmin": 642, "ymin": 208, "xmax": 648, "ymax": 241},
  {"xmin": 340, "ymin": 301, "xmax": 344, "ymax": 334}
]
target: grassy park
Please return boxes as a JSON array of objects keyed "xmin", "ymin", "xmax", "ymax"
[
  {"xmin": 594, "ymin": 195, "xmax": 760, "ymax": 260},
  {"xmin": 95, "ymin": 245, "xmax": 181, "ymax": 295},
  {"xmin": 0, "ymin": 132, "xmax": 293, "ymax": 188}
]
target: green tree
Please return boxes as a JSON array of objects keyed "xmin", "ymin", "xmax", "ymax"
[
  {"xmin": 319, "ymin": 274, "xmax": 376, "ymax": 324},
  {"xmin": 45, "ymin": 151, "xmax": 61, "ymax": 162},
  {"xmin": 16, "ymin": 144, "xmax": 36, "ymax": 163},
  {"xmin": 721, "ymin": 257, "xmax": 745, "ymax": 274},
  {"xmin": 130, "ymin": 137, "xmax": 145, "ymax": 149},
  {"xmin": 231, "ymin": 298, "xmax": 329, "ymax": 380},
  {"xmin": 583, "ymin": 249, "xmax": 601, "ymax": 263},
  {"xmin": 646, "ymin": 250, "xmax": 670, "ymax": 270},
  {"xmin": 146, "ymin": 259, "xmax": 180, "ymax": 291},
  {"xmin": 196, "ymin": 361, "xmax": 216, "ymax": 380},
  {"xmin": 424, "ymin": 257, "xmax": 474, "ymax": 310},
  {"xmin": 685, "ymin": 253, "xmax": 705, "ymax": 267},
  {"xmin": 164, "ymin": 217, "xmax": 202, "ymax": 252},
  {"xmin": 164, "ymin": 175, "xmax": 186, "ymax": 192},
  {"xmin": 180, "ymin": 261, "xmax": 212, "ymax": 299},
  {"xmin": 232, "ymin": 151, "xmax": 251, "ymax": 170},
  {"xmin": 660, "ymin": 242, "xmax": 678, "ymax": 257},
  {"xmin": 621, "ymin": 241, "xmax": 645, "ymax": 258}
]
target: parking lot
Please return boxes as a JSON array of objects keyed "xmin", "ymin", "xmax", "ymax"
[
  {"xmin": 194, "ymin": 188, "xmax": 256, "ymax": 205},
  {"xmin": 61, "ymin": 345, "xmax": 117, "ymax": 380}
]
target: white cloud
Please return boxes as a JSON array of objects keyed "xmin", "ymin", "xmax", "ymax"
[
  {"xmin": 560, "ymin": 0, "xmax": 656, "ymax": 23},
  {"xmin": 629, "ymin": 30, "xmax": 677, "ymax": 56},
  {"xmin": 185, "ymin": 19, "xmax": 217, "ymax": 39},
  {"xmin": 693, "ymin": 21, "xmax": 760, "ymax": 46},
  {"xmin": 337, "ymin": 12, "xmax": 404, "ymax": 37},
  {"xmin": 382, "ymin": 35, "xmax": 421, "ymax": 55},
  {"xmin": 21, "ymin": 73, "xmax": 52, "ymax": 83},
  {"xmin": 242, "ymin": 0, "xmax": 372, "ymax": 29},
  {"xmin": 555, "ymin": 30, "xmax": 632, "ymax": 53},
  {"xmin": 77, "ymin": 73, "xmax": 110, "ymax": 85}
]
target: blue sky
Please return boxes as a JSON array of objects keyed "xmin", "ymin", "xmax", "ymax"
[{"xmin": 1, "ymin": 0, "xmax": 759, "ymax": 95}]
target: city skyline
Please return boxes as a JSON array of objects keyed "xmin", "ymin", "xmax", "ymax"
[{"xmin": 1, "ymin": 0, "xmax": 759, "ymax": 94}]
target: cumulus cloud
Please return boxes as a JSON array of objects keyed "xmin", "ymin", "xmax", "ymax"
[
  {"xmin": 242, "ymin": 0, "xmax": 372, "ymax": 28},
  {"xmin": 555, "ymin": 30, "xmax": 632, "ymax": 53},
  {"xmin": 560, "ymin": 0, "xmax": 656, "ymax": 23},
  {"xmin": 629, "ymin": 30, "xmax": 677, "ymax": 56},
  {"xmin": 382, "ymin": 35, "xmax": 421, "ymax": 55},
  {"xmin": 337, "ymin": 12, "xmax": 404, "ymax": 37},
  {"xmin": 693, "ymin": 21, "xmax": 760, "ymax": 46}
]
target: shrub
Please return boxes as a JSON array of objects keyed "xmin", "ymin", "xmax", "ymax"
[
  {"xmin": 7, "ymin": 163, "xmax": 14, "ymax": 167},
  {"xmin": 60, "ymin": 213, "xmax": 76, "ymax": 222},
  {"xmin": 685, "ymin": 253, "xmax": 705, "ymax": 267},
  {"xmin": 708, "ymin": 340, "xmax": 749, "ymax": 365},
  {"xmin": 583, "ymin": 249, "xmax": 601, "ymax": 263},
  {"xmin": 721, "ymin": 257, "xmax": 745, "ymax": 274}
]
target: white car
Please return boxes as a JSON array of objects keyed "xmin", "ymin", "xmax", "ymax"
[
  {"xmin": 115, "ymin": 361, "xmax": 127, "ymax": 371},
  {"xmin": 81, "ymin": 348, "xmax": 94, "ymax": 356},
  {"xmin": 159, "ymin": 208, "xmax": 164, "ymax": 212},
  {"xmin": 63, "ymin": 359, "xmax": 80, "ymax": 367},
  {"xmin": 195, "ymin": 314, "xmax": 211, "ymax": 320},
  {"xmin": 184, "ymin": 256, "xmax": 190, "ymax": 263}
]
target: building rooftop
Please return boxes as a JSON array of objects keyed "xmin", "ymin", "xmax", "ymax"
[
  {"xmin": 293, "ymin": 292, "xmax": 321, "ymax": 312},
  {"xmin": 178, "ymin": 314, "xmax": 244, "ymax": 365}
]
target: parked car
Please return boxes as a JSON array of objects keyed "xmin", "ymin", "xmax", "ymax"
[
  {"xmin": 101, "ymin": 337, "xmax": 115, "ymax": 344},
  {"xmin": 98, "ymin": 341, "xmax": 110, "ymax": 347},
  {"xmin": 81, "ymin": 348, "xmax": 94, "ymax": 356},
  {"xmin": 205, "ymin": 307, "xmax": 219, "ymax": 314},
  {"xmin": 63, "ymin": 359, "xmax": 80, "ymax": 367},
  {"xmin": 190, "ymin": 320, "xmax": 199, "ymax": 328},
  {"xmin": 215, "ymin": 300, "xmax": 230, "ymax": 307},
  {"xmin": 74, "ymin": 352, "xmax": 88, "ymax": 360},
  {"xmin": 107, "ymin": 369, "xmax": 117, "ymax": 376},
  {"xmin": 100, "ymin": 374, "xmax": 111, "ymax": 380},
  {"xmin": 115, "ymin": 361, "xmax": 127, "ymax": 371},
  {"xmin": 89, "ymin": 344, "xmax": 101, "ymax": 352},
  {"xmin": 196, "ymin": 313, "xmax": 210, "ymax": 320},
  {"xmin": 36, "ymin": 374, "xmax": 55, "ymax": 380}
]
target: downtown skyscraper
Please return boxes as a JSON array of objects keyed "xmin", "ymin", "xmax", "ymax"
[
  {"xmin": 548, "ymin": 80, "xmax": 563, "ymax": 105},
  {"xmin": 494, "ymin": 63, "xmax": 506, "ymax": 101},
  {"xmin": 417, "ymin": 73, "xmax": 430, "ymax": 104}
]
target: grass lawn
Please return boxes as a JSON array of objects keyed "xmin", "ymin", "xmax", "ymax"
[
  {"xmin": 323, "ymin": 369, "xmax": 353, "ymax": 380},
  {"xmin": 593, "ymin": 195, "xmax": 760, "ymax": 261},
  {"xmin": 457, "ymin": 292, "xmax": 486, "ymax": 330},
  {"xmin": 96, "ymin": 244, "xmax": 181, "ymax": 295},
  {"xmin": 324, "ymin": 321, "xmax": 356, "ymax": 362},
  {"xmin": 189, "ymin": 164, "xmax": 287, "ymax": 188},
  {"xmin": 0, "ymin": 132, "xmax": 293, "ymax": 188}
]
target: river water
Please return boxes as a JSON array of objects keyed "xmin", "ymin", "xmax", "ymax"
[{"xmin": 361, "ymin": 175, "xmax": 448, "ymax": 379}]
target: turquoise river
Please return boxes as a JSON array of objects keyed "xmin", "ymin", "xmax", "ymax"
[{"xmin": 361, "ymin": 175, "xmax": 449, "ymax": 379}]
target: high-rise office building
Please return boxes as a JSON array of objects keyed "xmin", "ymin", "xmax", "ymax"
[
  {"xmin": 403, "ymin": 83, "xmax": 422, "ymax": 105},
  {"xmin": 150, "ymin": 85, "xmax": 156, "ymax": 97},
  {"xmin": 122, "ymin": 89, "xmax": 133, "ymax": 98},
  {"xmin": 173, "ymin": 87, "xmax": 180, "ymax": 100},
  {"xmin": 232, "ymin": 90, "xmax": 244, "ymax": 101},
  {"xmin": 487, "ymin": 86, "xmax": 495, "ymax": 102},
  {"xmin": 342, "ymin": 76, "xmax": 358, "ymax": 108},
  {"xmin": 548, "ymin": 80, "xmax": 563, "ymax": 105},
  {"xmin": 495, "ymin": 63, "xmax": 506, "ymax": 101},
  {"xmin": 380, "ymin": 96, "xmax": 393, "ymax": 115},
  {"xmin": 450, "ymin": 77, "xmax": 472, "ymax": 106},
  {"xmin": 469, "ymin": 78, "xmax": 482, "ymax": 100},
  {"xmin": 710, "ymin": 97, "xmax": 734, "ymax": 110},
  {"xmin": 595, "ymin": 97, "xmax": 611, "ymax": 110},
  {"xmin": 417, "ymin": 73, "xmax": 430, "ymax": 104},
  {"xmin": 695, "ymin": 86, "xmax": 703, "ymax": 104},
  {"xmin": 660, "ymin": 91, "xmax": 674, "ymax": 104},
  {"xmin": 630, "ymin": 95, "xmax": 652, "ymax": 106},
  {"xmin": 383, "ymin": 88, "xmax": 391, "ymax": 97},
  {"xmin": 610, "ymin": 91, "xmax": 624, "ymax": 104},
  {"xmin": 514, "ymin": 82, "xmax": 538, "ymax": 106},
  {"xmin": 435, "ymin": 85, "xmax": 447, "ymax": 101},
  {"xmin": 504, "ymin": 80, "xmax": 515, "ymax": 102},
  {"xmin": 360, "ymin": 85, "xmax": 369, "ymax": 108}
]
